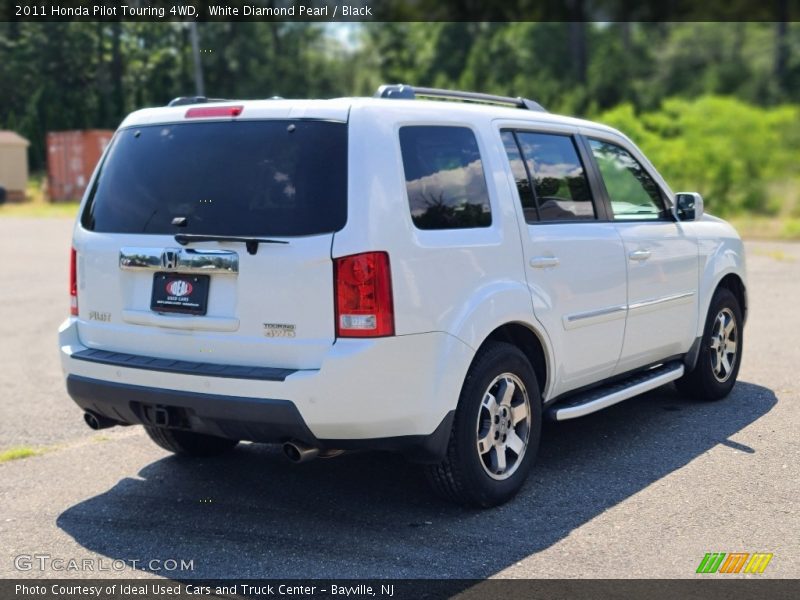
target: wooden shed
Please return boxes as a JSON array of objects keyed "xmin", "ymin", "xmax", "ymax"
[{"xmin": 0, "ymin": 130, "xmax": 30, "ymax": 202}]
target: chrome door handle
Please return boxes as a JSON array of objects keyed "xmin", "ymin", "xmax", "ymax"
[
  {"xmin": 530, "ymin": 256, "xmax": 560, "ymax": 269},
  {"xmin": 628, "ymin": 249, "xmax": 651, "ymax": 262}
]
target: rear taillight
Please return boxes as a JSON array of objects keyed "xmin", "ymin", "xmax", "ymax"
[
  {"xmin": 334, "ymin": 252, "xmax": 394, "ymax": 338},
  {"xmin": 69, "ymin": 247, "xmax": 78, "ymax": 316}
]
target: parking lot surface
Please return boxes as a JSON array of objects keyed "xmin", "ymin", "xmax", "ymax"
[{"xmin": 1, "ymin": 218, "xmax": 798, "ymax": 578}]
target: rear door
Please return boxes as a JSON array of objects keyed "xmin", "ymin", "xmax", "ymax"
[
  {"xmin": 583, "ymin": 135, "xmax": 699, "ymax": 374},
  {"xmin": 499, "ymin": 127, "xmax": 628, "ymax": 395},
  {"xmin": 74, "ymin": 117, "xmax": 348, "ymax": 370}
]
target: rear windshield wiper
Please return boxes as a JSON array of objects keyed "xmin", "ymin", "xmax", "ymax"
[{"xmin": 174, "ymin": 234, "xmax": 288, "ymax": 256}]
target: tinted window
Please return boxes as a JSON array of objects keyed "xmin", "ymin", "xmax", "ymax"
[
  {"xmin": 514, "ymin": 132, "xmax": 595, "ymax": 222},
  {"xmin": 589, "ymin": 139, "xmax": 666, "ymax": 220},
  {"xmin": 501, "ymin": 131, "xmax": 538, "ymax": 222},
  {"xmin": 399, "ymin": 126, "xmax": 491, "ymax": 230},
  {"xmin": 82, "ymin": 120, "xmax": 347, "ymax": 236}
]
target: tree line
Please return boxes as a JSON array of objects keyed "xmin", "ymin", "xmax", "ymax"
[{"xmin": 1, "ymin": 22, "xmax": 798, "ymax": 214}]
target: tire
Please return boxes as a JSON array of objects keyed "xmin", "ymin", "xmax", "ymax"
[
  {"xmin": 425, "ymin": 341, "xmax": 542, "ymax": 507},
  {"xmin": 676, "ymin": 287, "xmax": 743, "ymax": 401},
  {"xmin": 144, "ymin": 426, "xmax": 239, "ymax": 457}
]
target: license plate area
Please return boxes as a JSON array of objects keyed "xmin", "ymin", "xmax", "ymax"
[{"xmin": 150, "ymin": 272, "xmax": 210, "ymax": 315}]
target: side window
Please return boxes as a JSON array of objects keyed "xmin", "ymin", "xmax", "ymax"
[
  {"xmin": 399, "ymin": 126, "xmax": 492, "ymax": 230},
  {"xmin": 588, "ymin": 139, "xmax": 666, "ymax": 220},
  {"xmin": 505, "ymin": 131, "xmax": 595, "ymax": 223}
]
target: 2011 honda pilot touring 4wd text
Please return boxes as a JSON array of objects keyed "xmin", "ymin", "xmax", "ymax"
[{"xmin": 60, "ymin": 85, "xmax": 747, "ymax": 507}]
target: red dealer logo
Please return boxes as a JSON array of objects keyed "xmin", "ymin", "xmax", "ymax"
[{"xmin": 166, "ymin": 280, "xmax": 193, "ymax": 297}]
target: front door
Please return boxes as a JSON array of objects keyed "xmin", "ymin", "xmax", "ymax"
[{"xmin": 585, "ymin": 137, "xmax": 699, "ymax": 375}]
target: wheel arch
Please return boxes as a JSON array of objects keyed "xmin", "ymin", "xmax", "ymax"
[
  {"xmin": 475, "ymin": 322, "xmax": 550, "ymax": 401},
  {"xmin": 447, "ymin": 281, "xmax": 555, "ymax": 402},
  {"xmin": 686, "ymin": 271, "xmax": 747, "ymax": 373},
  {"xmin": 698, "ymin": 270, "xmax": 747, "ymax": 337},
  {"xmin": 716, "ymin": 272, "xmax": 747, "ymax": 324},
  {"xmin": 696, "ymin": 231, "xmax": 747, "ymax": 338}
]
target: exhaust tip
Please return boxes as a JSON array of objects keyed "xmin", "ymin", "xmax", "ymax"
[
  {"xmin": 84, "ymin": 412, "xmax": 100, "ymax": 430},
  {"xmin": 283, "ymin": 442, "xmax": 300, "ymax": 462},
  {"xmin": 83, "ymin": 411, "xmax": 116, "ymax": 431},
  {"xmin": 282, "ymin": 441, "xmax": 319, "ymax": 464}
]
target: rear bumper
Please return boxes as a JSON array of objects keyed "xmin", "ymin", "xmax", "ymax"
[
  {"xmin": 59, "ymin": 318, "xmax": 473, "ymax": 461},
  {"xmin": 67, "ymin": 375, "xmax": 454, "ymax": 462}
]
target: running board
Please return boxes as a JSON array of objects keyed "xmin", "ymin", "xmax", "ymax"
[{"xmin": 547, "ymin": 361, "xmax": 685, "ymax": 421}]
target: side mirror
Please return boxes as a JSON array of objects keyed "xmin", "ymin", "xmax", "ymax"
[{"xmin": 675, "ymin": 192, "xmax": 704, "ymax": 221}]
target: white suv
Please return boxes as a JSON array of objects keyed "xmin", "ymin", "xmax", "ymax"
[{"xmin": 60, "ymin": 85, "xmax": 747, "ymax": 507}]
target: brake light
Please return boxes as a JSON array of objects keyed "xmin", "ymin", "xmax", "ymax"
[
  {"xmin": 334, "ymin": 252, "xmax": 394, "ymax": 338},
  {"xmin": 69, "ymin": 247, "xmax": 78, "ymax": 316},
  {"xmin": 185, "ymin": 106, "xmax": 243, "ymax": 118}
]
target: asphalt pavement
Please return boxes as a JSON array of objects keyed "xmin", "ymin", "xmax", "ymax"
[{"xmin": 0, "ymin": 217, "xmax": 798, "ymax": 579}]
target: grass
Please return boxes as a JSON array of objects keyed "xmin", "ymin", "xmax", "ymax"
[
  {"xmin": 0, "ymin": 201, "xmax": 80, "ymax": 218},
  {"xmin": 726, "ymin": 178, "xmax": 800, "ymax": 240},
  {"xmin": 0, "ymin": 434, "xmax": 114, "ymax": 465},
  {"xmin": 0, "ymin": 446, "xmax": 42, "ymax": 463},
  {"xmin": 750, "ymin": 247, "xmax": 796, "ymax": 262},
  {"xmin": 727, "ymin": 215, "xmax": 800, "ymax": 241},
  {"xmin": 0, "ymin": 173, "xmax": 79, "ymax": 218}
]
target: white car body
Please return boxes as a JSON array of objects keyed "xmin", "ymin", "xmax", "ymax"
[{"xmin": 59, "ymin": 94, "xmax": 746, "ymax": 463}]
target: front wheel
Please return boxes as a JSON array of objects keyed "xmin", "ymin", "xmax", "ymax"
[
  {"xmin": 425, "ymin": 342, "xmax": 542, "ymax": 507},
  {"xmin": 676, "ymin": 287, "xmax": 743, "ymax": 401}
]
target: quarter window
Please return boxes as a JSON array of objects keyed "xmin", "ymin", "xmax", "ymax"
[
  {"xmin": 503, "ymin": 131, "xmax": 595, "ymax": 223},
  {"xmin": 589, "ymin": 139, "xmax": 666, "ymax": 220},
  {"xmin": 399, "ymin": 126, "xmax": 492, "ymax": 230},
  {"xmin": 501, "ymin": 131, "xmax": 537, "ymax": 221}
]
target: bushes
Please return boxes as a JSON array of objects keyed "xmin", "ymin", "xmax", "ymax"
[{"xmin": 594, "ymin": 97, "xmax": 800, "ymax": 216}]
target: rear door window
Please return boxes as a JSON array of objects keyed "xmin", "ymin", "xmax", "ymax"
[
  {"xmin": 82, "ymin": 120, "xmax": 347, "ymax": 237},
  {"xmin": 399, "ymin": 126, "xmax": 492, "ymax": 230},
  {"xmin": 504, "ymin": 131, "xmax": 596, "ymax": 222}
]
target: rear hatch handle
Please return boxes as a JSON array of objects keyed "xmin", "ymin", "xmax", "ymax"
[
  {"xmin": 120, "ymin": 247, "xmax": 239, "ymax": 274},
  {"xmin": 174, "ymin": 234, "xmax": 288, "ymax": 255}
]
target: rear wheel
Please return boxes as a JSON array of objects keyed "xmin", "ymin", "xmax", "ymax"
[
  {"xmin": 144, "ymin": 426, "xmax": 239, "ymax": 457},
  {"xmin": 676, "ymin": 287, "xmax": 743, "ymax": 401},
  {"xmin": 425, "ymin": 342, "xmax": 542, "ymax": 507}
]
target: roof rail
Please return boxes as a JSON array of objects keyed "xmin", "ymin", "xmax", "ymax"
[
  {"xmin": 167, "ymin": 96, "xmax": 231, "ymax": 107},
  {"xmin": 374, "ymin": 84, "xmax": 547, "ymax": 112}
]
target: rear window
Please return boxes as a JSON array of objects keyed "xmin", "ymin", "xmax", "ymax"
[{"xmin": 81, "ymin": 120, "xmax": 347, "ymax": 237}]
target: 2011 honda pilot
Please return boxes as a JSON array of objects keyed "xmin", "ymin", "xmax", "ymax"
[{"xmin": 60, "ymin": 85, "xmax": 747, "ymax": 506}]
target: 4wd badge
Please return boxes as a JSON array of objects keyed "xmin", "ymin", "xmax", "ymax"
[{"xmin": 263, "ymin": 323, "xmax": 296, "ymax": 338}]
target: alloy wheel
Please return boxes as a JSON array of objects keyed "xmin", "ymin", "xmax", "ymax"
[{"xmin": 475, "ymin": 373, "xmax": 532, "ymax": 480}]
